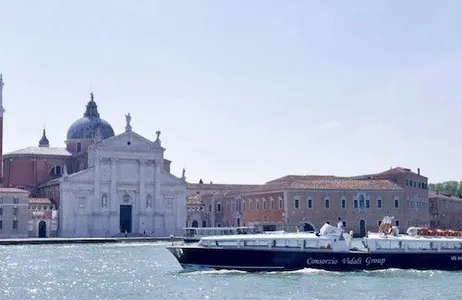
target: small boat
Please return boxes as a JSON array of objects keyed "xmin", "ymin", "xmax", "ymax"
[
  {"xmin": 167, "ymin": 216, "xmax": 462, "ymax": 272},
  {"xmin": 183, "ymin": 226, "xmax": 260, "ymax": 243}
]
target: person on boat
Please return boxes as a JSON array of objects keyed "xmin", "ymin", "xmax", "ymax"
[{"xmin": 337, "ymin": 218, "xmax": 344, "ymax": 230}]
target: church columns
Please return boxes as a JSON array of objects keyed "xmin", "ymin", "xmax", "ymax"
[
  {"xmin": 139, "ymin": 158, "xmax": 145, "ymax": 205},
  {"xmin": 92, "ymin": 157, "xmax": 101, "ymax": 237},
  {"xmin": 139, "ymin": 158, "xmax": 145, "ymax": 233},
  {"xmin": 154, "ymin": 160, "xmax": 161, "ymax": 210},
  {"xmin": 111, "ymin": 158, "xmax": 117, "ymax": 210},
  {"xmin": 94, "ymin": 157, "xmax": 100, "ymax": 211}
]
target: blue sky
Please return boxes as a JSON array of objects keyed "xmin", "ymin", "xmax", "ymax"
[{"xmin": 0, "ymin": 1, "xmax": 461, "ymax": 184}]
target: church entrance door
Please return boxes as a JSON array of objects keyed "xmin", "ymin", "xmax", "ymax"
[
  {"xmin": 120, "ymin": 205, "xmax": 132, "ymax": 234},
  {"xmin": 38, "ymin": 221, "xmax": 47, "ymax": 238}
]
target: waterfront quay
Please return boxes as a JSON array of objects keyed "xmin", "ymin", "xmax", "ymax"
[{"xmin": 0, "ymin": 236, "xmax": 183, "ymax": 245}]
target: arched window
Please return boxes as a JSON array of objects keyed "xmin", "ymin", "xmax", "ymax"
[
  {"xmin": 324, "ymin": 197, "xmax": 330, "ymax": 209},
  {"xmin": 341, "ymin": 197, "xmax": 346, "ymax": 209},
  {"xmin": 359, "ymin": 194, "xmax": 365, "ymax": 209}
]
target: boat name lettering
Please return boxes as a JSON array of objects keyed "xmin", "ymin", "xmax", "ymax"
[
  {"xmin": 306, "ymin": 258, "xmax": 338, "ymax": 265},
  {"xmin": 365, "ymin": 257, "xmax": 386, "ymax": 266},
  {"xmin": 451, "ymin": 256, "xmax": 462, "ymax": 261},
  {"xmin": 341, "ymin": 257, "xmax": 361, "ymax": 264},
  {"xmin": 307, "ymin": 257, "xmax": 386, "ymax": 266}
]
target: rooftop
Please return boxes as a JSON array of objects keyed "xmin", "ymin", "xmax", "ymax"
[
  {"xmin": 28, "ymin": 198, "xmax": 53, "ymax": 204},
  {"xmin": 429, "ymin": 191, "xmax": 462, "ymax": 201},
  {"xmin": 4, "ymin": 146, "xmax": 72, "ymax": 157},
  {"xmin": 266, "ymin": 175, "xmax": 343, "ymax": 184},
  {"xmin": 288, "ymin": 178, "xmax": 403, "ymax": 191},
  {"xmin": 237, "ymin": 177, "xmax": 403, "ymax": 194},
  {"xmin": 0, "ymin": 187, "xmax": 30, "ymax": 193}
]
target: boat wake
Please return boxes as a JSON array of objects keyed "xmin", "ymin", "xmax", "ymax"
[
  {"xmin": 179, "ymin": 269, "xmax": 248, "ymax": 276},
  {"xmin": 178, "ymin": 267, "xmax": 444, "ymax": 278}
]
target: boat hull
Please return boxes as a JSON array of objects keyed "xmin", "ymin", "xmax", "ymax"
[{"xmin": 166, "ymin": 246, "xmax": 462, "ymax": 272}]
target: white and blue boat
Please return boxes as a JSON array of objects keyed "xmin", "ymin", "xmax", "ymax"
[{"xmin": 167, "ymin": 216, "xmax": 462, "ymax": 272}]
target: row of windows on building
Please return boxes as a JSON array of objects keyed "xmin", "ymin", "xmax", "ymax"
[
  {"xmin": 210, "ymin": 197, "xmax": 284, "ymax": 213},
  {"xmin": 28, "ymin": 205, "xmax": 55, "ymax": 210},
  {"xmin": 406, "ymin": 179, "xmax": 427, "ymax": 189},
  {"xmin": 0, "ymin": 207, "xmax": 19, "ymax": 216},
  {"xmin": 207, "ymin": 195, "xmax": 405, "ymax": 213},
  {"xmin": 294, "ymin": 195, "xmax": 400, "ymax": 210},
  {"xmin": 0, "ymin": 205, "xmax": 53, "ymax": 216},
  {"xmin": 0, "ymin": 197, "xmax": 20, "ymax": 204},
  {"xmin": 209, "ymin": 195, "xmax": 399, "ymax": 212},
  {"xmin": 0, "ymin": 220, "xmax": 19, "ymax": 230}
]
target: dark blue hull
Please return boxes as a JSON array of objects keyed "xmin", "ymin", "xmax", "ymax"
[{"xmin": 166, "ymin": 246, "xmax": 462, "ymax": 272}]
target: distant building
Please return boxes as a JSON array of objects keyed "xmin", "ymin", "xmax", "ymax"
[
  {"xmin": 186, "ymin": 167, "xmax": 430, "ymax": 236},
  {"xmin": 429, "ymin": 191, "xmax": 462, "ymax": 230},
  {"xmin": 0, "ymin": 187, "xmax": 30, "ymax": 238},
  {"xmin": 37, "ymin": 99, "xmax": 187, "ymax": 237},
  {"xmin": 28, "ymin": 198, "xmax": 58, "ymax": 237},
  {"xmin": 2, "ymin": 130, "xmax": 71, "ymax": 193},
  {"xmin": 186, "ymin": 194, "xmax": 208, "ymax": 228},
  {"xmin": 1, "ymin": 75, "xmax": 187, "ymax": 237},
  {"xmin": 187, "ymin": 183, "xmax": 258, "ymax": 228},
  {"xmin": 355, "ymin": 167, "xmax": 429, "ymax": 228}
]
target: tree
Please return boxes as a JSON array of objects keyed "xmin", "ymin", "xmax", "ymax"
[{"xmin": 429, "ymin": 181, "xmax": 462, "ymax": 197}]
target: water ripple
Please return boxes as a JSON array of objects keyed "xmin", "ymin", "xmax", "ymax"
[{"xmin": 0, "ymin": 244, "xmax": 461, "ymax": 300}]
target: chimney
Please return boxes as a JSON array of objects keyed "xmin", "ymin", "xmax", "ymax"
[{"xmin": 417, "ymin": 168, "xmax": 420, "ymax": 176}]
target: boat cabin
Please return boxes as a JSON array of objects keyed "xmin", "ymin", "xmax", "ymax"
[
  {"xmin": 364, "ymin": 216, "xmax": 462, "ymax": 252},
  {"xmin": 197, "ymin": 223, "xmax": 352, "ymax": 252}
]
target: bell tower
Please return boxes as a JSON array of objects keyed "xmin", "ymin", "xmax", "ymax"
[{"xmin": 0, "ymin": 74, "xmax": 4, "ymax": 182}]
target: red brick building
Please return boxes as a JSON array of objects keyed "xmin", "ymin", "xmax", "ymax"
[
  {"xmin": 186, "ymin": 167, "xmax": 431, "ymax": 236},
  {"xmin": 2, "ymin": 129, "xmax": 71, "ymax": 194}
]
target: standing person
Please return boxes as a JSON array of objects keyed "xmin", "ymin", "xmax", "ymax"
[{"xmin": 337, "ymin": 217, "xmax": 344, "ymax": 230}]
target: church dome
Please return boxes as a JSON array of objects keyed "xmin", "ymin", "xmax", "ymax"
[{"xmin": 66, "ymin": 92, "xmax": 115, "ymax": 140}]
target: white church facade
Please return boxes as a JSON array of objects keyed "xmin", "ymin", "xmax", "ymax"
[
  {"xmin": 58, "ymin": 128, "xmax": 187, "ymax": 237},
  {"xmin": 30, "ymin": 93, "xmax": 188, "ymax": 238}
]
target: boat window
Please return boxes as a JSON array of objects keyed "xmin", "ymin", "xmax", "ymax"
[
  {"xmin": 429, "ymin": 242, "xmax": 439, "ymax": 250},
  {"xmin": 216, "ymin": 240, "xmax": 238, "ymax": 247},
  {"xmin": 304, "ymin": 240, "xmax": 318, "ymax": 249},
  {"xmin": 373, "ymin": 240, "xmax": 391, "ymax": 250},
  {"xmin": 198, "ymin": 240, "xmax": 211, "ymax": 246},
  {"xmin": 389, "ymin": 240, "xmax": 401, "ymax": 250},
  {"xmin": 318, "ymin": 240, "xmax": 332, "ymax": 249},
  {"xmin": 286, "ymin": 240, "xmax": 299, "ymax": 248},
  {"xmin": 273, "ymin": 239, "xmax": 300, "ymax": 248},
  {"xmin": 243, "ymin": 240, "xmax": 269, "ymax": 247},
  {"xmin": 274, "ymin": 239, "xmax": 287, "ymax": 247},
  {"xmin": 407, "ymin": 241, "xmax": 432, "ymax": 250},
  {"xmin": 440, "ymin": 242, "xmax": 459, "ymax": 250}
]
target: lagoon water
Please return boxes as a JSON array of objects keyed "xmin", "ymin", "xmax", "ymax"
[{"xmin": 0, "ymin": 242, "xmax": 460, "ymax": 300}]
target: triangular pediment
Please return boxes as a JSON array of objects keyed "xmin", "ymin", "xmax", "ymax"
[{"xmin": 92, "ymin": 131, "xmax": 164, "ymax": 152}]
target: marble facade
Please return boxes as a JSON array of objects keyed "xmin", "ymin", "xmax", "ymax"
[{"xmin": 58, "ymin": 129, "xmax": 187, "ymax": 237}]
